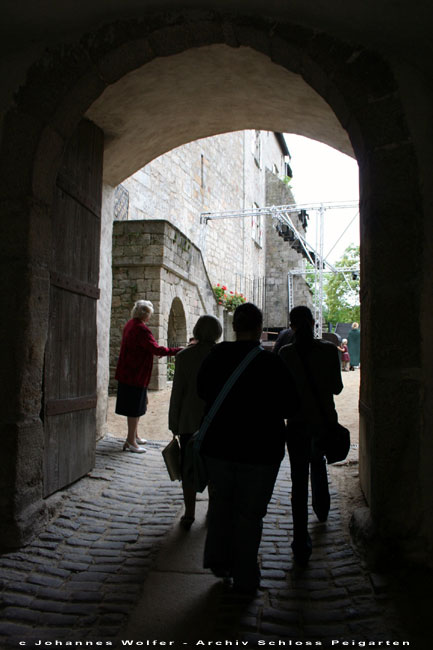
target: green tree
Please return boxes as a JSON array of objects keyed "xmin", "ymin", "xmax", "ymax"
[
  {"xmin": 325, "ymin": 244, "xmax": 360, "ymax": 327},
  {"xmin": 303, "ymin": 245, "xmax": 360, "ymax": 328}
]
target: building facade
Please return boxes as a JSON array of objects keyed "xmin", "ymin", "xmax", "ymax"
[{"xmin": 110, "ymin": 130, "xmax": 311, "ymax": 388}]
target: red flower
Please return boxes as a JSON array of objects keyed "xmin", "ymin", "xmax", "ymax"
[
  {"xmin": 222, "ymin": 285, "xmax": 227, "ymax": 290},
  {"xmin": 230, "ymin": 291, "xmax": 233, "ymax": 294},
  {"xmin": 217, "ymin": 283, "xmax": 220, "ymax": 287}
]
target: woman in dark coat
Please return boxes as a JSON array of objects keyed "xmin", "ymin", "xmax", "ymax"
[
  {"xmin": 115, "ymin": 299, "xmax": 182, "ymax": 453},
  {"xmin": 347, "ymin": 323, "xmax": 361, "ymax": 370},
  {"xmin": 347, "ymin": 322, "xmax": 361, "ymax": 369}
]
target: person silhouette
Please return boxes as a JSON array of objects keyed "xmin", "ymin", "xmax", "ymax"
[
  {"xmin": 169, "ymin": 314, "xmax": 222, "ymax": 530},
  {"xmin": 197, "ymin": 302, "xmax": 297, "ymax": 593},
  {"xmin": 279, "ymin": 306, "xmax": 343, "ymax": 566}
]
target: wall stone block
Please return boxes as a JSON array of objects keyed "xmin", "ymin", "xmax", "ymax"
[{"xmin": 110, "ymin": 219, "xmax": 218, "ymax": 391}]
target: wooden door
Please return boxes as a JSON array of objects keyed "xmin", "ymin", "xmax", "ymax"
[{"xmin": 43, "ymin": 119, "xmax": 104, "ymax": 497}]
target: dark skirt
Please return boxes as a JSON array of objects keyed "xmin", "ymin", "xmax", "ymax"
[{"xmin": 115, "ymin": 382, "xmax": 148, "ymax": 417}]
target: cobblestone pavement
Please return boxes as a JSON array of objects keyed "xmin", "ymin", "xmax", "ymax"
[
  {"xmin": 0, "ymin": 438, "xmax": 184, "ymax": 647},
  {"xmin": 0, "ymin": 436, "xmax": 416, "ymax": 649}
]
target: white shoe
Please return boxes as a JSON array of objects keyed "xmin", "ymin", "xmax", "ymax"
[
  {"xmin": 136, "ymin": 437, "xmax": 148, "ymax": 445},
  {"xmin": 123, "ymin": 441, "xmax": 146, "ymax": 453}
]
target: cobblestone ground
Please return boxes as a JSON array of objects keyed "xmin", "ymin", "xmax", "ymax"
[
  {"xmin": 215, "ymin": 462, "xmax": 400, "ymax": 646},
  {"xmin": 0, "ymin": 439, "xmax": 183, "ymax": 647},
  {"xmin": 0, "ymin": 436, "xmax": 416, "ymax": 649}
]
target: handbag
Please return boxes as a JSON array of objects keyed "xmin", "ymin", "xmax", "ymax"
[
  {"xmin": 296, "ymin": 346, "xmax": 350, "ymax": 465},
  {"xmin": 185, "ymin": 345, "xmax": 263, "ymax": 492},
  {"xmin": 162, "ymin": 436, "xmax": 182, "ymax": 481},
  {"xmin": 322, "ymin": 422, "xmax": 350, "ymax": 464}
]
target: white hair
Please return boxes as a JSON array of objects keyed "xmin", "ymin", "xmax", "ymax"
[{"xmin": 131, "ymin": 300, "xmax": 154, "ymax": 320}]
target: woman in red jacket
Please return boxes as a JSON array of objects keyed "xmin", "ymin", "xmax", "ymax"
[{"xmin": 115, "ymin": 300, "xmax": 182, "ymax": 452}]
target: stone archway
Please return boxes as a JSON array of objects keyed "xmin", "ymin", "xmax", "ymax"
[
  {"xmin": 0, "ymin": 11, "xmax": 430, "ymax": 568},
  {"xmin": 166, "ymin": 296, "xmax": 187, "ymax": 386},
  {"xmin": 167, "ymin": 298, "xmax": 187, "ymax": 349}
]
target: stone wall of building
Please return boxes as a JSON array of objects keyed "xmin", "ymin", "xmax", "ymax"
[
  {"xmin": 111, "ymin": 219, "xmax": 221, "ymax": 390},
  {"xmin": 111, "ymin": 130, "xmax": 310, "ymax": 390},
  {"xmin": 112, "ymin": 130, "xmax": 312, "ymax": 379},
  {"xmin": 119, "ymin": 130, "xmax": 287, "ymax": 305},
  {"xmin": 264, "ymin": 169, "xmax": 312, "ymax": 328}
]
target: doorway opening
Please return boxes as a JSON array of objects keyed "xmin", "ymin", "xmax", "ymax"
[{"xmin": 1, "ymin": 16, "xmax": 425, "ymax": 568}]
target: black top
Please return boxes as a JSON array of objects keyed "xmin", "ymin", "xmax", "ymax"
[
  {"xmin": 272, "ymin": 328, "xmax": 295, "ymax": 354},
  {"xmin": 197, "ymin": 340, "xmax": 298, "ymax": 465},
  {"xmin": 279, "ymin": 339, "xmax": 343, "ymax": 430}
]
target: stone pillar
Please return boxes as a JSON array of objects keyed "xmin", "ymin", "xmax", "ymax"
[
  {"xmin": 0, "ymin": 198, "xmax": 52, "ymax": 548},
  {"xmin": 111, "ymin": 219, "xmax": 220, "ymax": 392},
  {"xmin": 223, "ymin": 311, "xmax": 236, "ymax": 341},
  {"xmin": 96, "ymin": 184, "xmax": 115, "ymax": 439},
  {"xmin": 110, "ymin": 221, "xmax": 165, "ymax": 391},
  {"xmin": 357, "ymin": 146, "xmax": 425, "ymax": 562}
]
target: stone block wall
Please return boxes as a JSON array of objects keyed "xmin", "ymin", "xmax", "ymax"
[
  {"xmin": 264, "ymin": 170, "xmax": 312, "ymax": 328},
  {"xmin": 116, "ymin": 131, "xmax": 310, "ymax": 339},
  {"xmin": 119, "ymin": 130, "xmax": 286, "ymax": 304},
  {"xmin": 110, "ymin": 219, "xmax": 220, "ymax": 391}
]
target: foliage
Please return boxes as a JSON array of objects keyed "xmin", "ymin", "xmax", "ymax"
[
  {"xmin": 305, "ymin": 245, "xmax": 360, "ymax": 328},
  {"xmin": 325, "ymin": 244, "xmax": 360, "ymax": 327},
  {"xmin": 213, "ymin": 284, "xmax": 246, "ymax": 312},
  {"xmin": 167, "ymin": 360, "xmax": 175, "ymax": 381}
]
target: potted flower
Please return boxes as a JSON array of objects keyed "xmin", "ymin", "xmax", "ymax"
[{"xmin": 213, "ymin": 284, "xmax": 246, "ymax": 312}]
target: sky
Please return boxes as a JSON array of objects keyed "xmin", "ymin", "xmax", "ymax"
[{"xmin": 283, "ymin": 134, "xmax": 359, "ymax": 264}]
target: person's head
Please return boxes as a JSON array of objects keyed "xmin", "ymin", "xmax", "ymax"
[
  {"xmin": 289, "ymin": 305, "xmax": 314, "ymax": 350},
  {"xmin": 289, "ymin": 305, "xmax": 314, "ymax": 332},
  {"xmin": 131, "ymin": 299, "xmax": 154, "ymax": 322},
  {"xmin": 342, "ymin": 338, "xmax": 348, "ymax": 344},
  {"xmin": 232, "ymin": 302, "xmax": 263, "ymax": 340},
  {"xmin": 192, "ymin": 315, "xmax": 222, "ymax": 343},
  {"xmin": 352, "ymin": 322, "xmax": 359, "ymax": 329}
]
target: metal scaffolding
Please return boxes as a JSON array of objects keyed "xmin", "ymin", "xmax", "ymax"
[{"xmin": 200, "ymin": 200, "xmax": 359, "ymax": 336}]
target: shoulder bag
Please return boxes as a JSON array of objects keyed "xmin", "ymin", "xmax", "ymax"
[{"xmin": 162, "ymin": 436, "xmax": 182, "ymax": 481}]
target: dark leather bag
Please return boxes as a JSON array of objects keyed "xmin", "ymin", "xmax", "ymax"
[{"xmin": 322, "ymin": 422, "xmax": 351, "ymax": 465}]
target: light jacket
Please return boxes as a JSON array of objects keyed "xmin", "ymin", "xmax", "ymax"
[{"xmin": 168, "ymin": 341, "xmax": 214, "ymax": 435}]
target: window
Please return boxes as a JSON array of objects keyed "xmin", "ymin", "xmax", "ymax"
[{"xmin": 251, "ymin": 203, "xmax": 263, "ymax": 247}]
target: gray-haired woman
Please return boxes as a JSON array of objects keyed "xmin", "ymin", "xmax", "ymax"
[
  {"xmin": 169, "ymin": 314, "xmax": 222, "ymax": 529},
  {"xmin": 115, "ymin": 299, "xmax": 182, "ymax": 452}
]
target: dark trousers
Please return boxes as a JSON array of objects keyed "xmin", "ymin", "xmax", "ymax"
[
  {"xmin": 287, "ymin": 429, "xmax": 330, "ymax": 553},
  {"xmin": 203, "ymin": 456, "xmax": 280, "ymax": 590}
]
